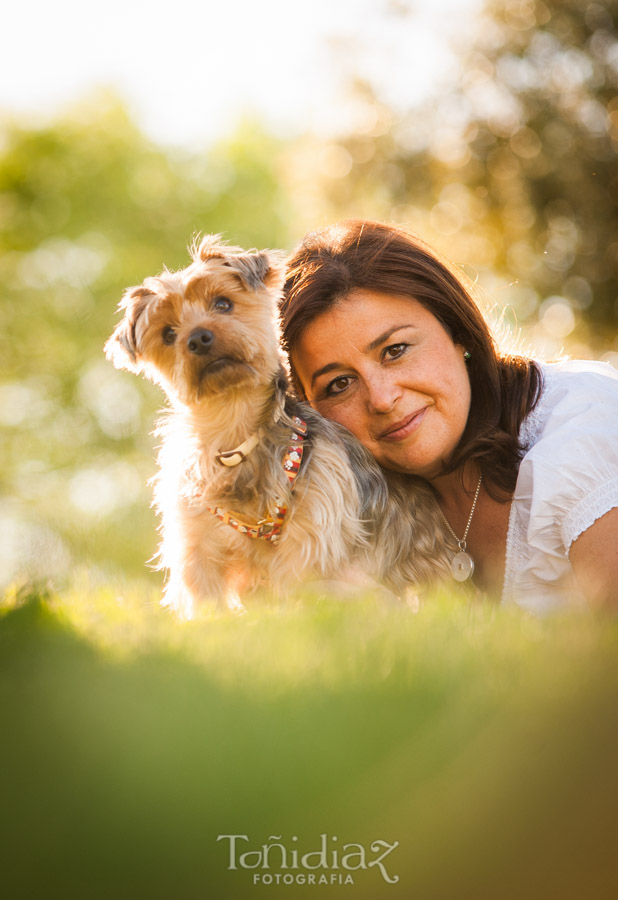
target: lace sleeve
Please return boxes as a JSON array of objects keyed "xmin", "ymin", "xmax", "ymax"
[{"xmin": 561, "ymin": 477, "xmax": 618, "ymax": 551}]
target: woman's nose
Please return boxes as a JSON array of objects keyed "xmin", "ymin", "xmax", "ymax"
[{"xmin": 365, "ymin": 374, "xmax": 402, "ymax": 413}]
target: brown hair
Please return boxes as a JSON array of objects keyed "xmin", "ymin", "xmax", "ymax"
[{"xmin": 280, "ymin": 219, "xmax": 542, "ymax": 499}]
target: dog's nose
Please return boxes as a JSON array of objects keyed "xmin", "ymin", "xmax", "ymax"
[{"xmin": 187, "ymin": 328, "xmax": 214, "ymax": 355}]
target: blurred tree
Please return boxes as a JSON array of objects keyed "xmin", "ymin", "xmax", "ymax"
[
  {"xmin": 0, "ymin": 93, "xmax": 292, "ymax": 582},
  {"xmin": 301, "ymin": 0, "xmax": 618, "ymax": 349},
  {"xmin": 452, "ymin": 0, "xmax": 618, "ymax": 334}
]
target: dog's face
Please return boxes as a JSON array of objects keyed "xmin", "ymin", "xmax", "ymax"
[{"xmin": 105, "ymin": 236, "xmax": 285, "ymax": 406}]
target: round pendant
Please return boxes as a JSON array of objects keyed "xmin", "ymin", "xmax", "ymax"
[{"xmin": 451, "ymin": 551, "xmax": 475, "ymax": 582}]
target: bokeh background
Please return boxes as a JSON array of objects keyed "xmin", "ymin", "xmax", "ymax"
[{"xmin": 1, "ymin": 0, "xmax": 617, "ymax": 588}]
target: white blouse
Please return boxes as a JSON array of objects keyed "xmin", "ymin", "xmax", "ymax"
[{"xmin": 503, "ymin": 359, "xmax": 618, "ymax": 612}]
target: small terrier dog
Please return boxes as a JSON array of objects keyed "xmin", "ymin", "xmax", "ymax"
[{"xmin": 105, "ymin": 236, "xmax": 452, "ymax": 617}]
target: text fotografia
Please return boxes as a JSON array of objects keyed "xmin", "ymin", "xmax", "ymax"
[{"xmin": 217, "ymin": 833, "xmax": 399, "ymax": 886}]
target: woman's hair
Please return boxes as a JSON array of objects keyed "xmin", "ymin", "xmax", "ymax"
[{"xmin": 280, "ymin": 219, "xmax": 542, "ymax": 499}]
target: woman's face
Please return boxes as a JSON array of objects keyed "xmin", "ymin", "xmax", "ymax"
[{"xmin": 292, "ymin": 289, "xmax": 472, "ymax": 479}]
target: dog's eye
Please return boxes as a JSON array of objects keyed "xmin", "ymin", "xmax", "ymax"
[
  {"xmin": 162, "ymin": 326, "xmax": 177, "ymax": 345},
  {"xmin": 213, "ymin": 296, "xmax": 233, "ymax": 312}
]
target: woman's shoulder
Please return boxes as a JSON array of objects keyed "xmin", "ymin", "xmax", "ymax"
[
  {"xmin": 504, "ymin": 358, "xmax": 618, "ymax": 609},
  {"xmin": 516, "ymin": 357, "xmax": 618, "ymax": 552},
  {"xmin": 537, "ymin": 357, "xmax": 618, "ymax": 390},
  {"xmin": 520, "ymin": 358, "xmax": 618, "ymax": 448}
]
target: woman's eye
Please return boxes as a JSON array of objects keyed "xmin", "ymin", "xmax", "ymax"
[
  {"xmin": 213, "ymin": 295, "xmax": 233, "ymax": 312},
  {"xmin": 162, "ymin": 326, "xmax": 176, "ymax": 345},
  {"xmin": 325, "ymin": 375, "xmax": 353, "ymax": 396},
  {"xmin": 383, "ymin": 343, "xmax": 408, "ymax": 361}
]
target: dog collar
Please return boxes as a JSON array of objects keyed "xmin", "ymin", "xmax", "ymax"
[
  {"xmin": 207, "ymin": 416, "xmax": 307, "ymax": 543},
  {"xmin": 215, "ymin": 395, "xmax": 286, "ymax": 467}
]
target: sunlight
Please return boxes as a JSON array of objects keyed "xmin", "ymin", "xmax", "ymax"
[{"xmin": 2, "ymin": 0, "xmax": 484, "ymax": 147}]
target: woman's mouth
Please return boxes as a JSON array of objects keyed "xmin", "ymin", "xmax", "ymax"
[{"xmin": 378, "ymin": 407, "xmax": 427, "ymax": 442}]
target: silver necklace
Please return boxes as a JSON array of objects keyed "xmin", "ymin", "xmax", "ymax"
[{"xmin": 438, "ymin": 474, "xmax": 483, "ymax": 582}]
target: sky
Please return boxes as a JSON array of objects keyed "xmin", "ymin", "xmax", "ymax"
[{"xmin": 2, "ymin": 0, "xmax": 484, "ymax": 148}]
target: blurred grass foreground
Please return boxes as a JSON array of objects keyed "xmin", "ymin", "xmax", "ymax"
[{"xmin": 1, "ymin": 584, "xmax": 617, "ymax": 900}]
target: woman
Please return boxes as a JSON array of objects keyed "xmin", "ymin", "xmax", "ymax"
[{"xmin": 280, "ymin": 220, "xmax": 618, "ymax": 612}]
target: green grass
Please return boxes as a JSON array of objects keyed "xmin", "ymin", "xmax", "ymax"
[{"xmin": 1, "ymin": 581, "xmax": 617, "ymax": 900}]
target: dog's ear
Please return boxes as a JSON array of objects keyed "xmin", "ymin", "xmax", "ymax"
[
  {"xmin": 194, "ymin": 233, "xmax": 226, "ymax": 262},
  {"xmin": 193, "ymin": 233, "xmax": 285, "ymax": 293},
  {"xmin": 223, "ymin": 250, "xmax": 286, "ymax": 293},
  {"xmin": 104, "ymin": 285, "xmax": 155, "ymax": 372}
]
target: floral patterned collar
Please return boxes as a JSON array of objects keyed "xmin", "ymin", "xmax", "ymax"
[{"xmin": 206, "ymin": 416, "xmax": 307, "ymax": 544}]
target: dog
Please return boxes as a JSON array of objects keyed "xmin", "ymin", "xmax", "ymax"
[{"xmin": 105, "ymin": 235, "xmax": 453, "ymax": 617}]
